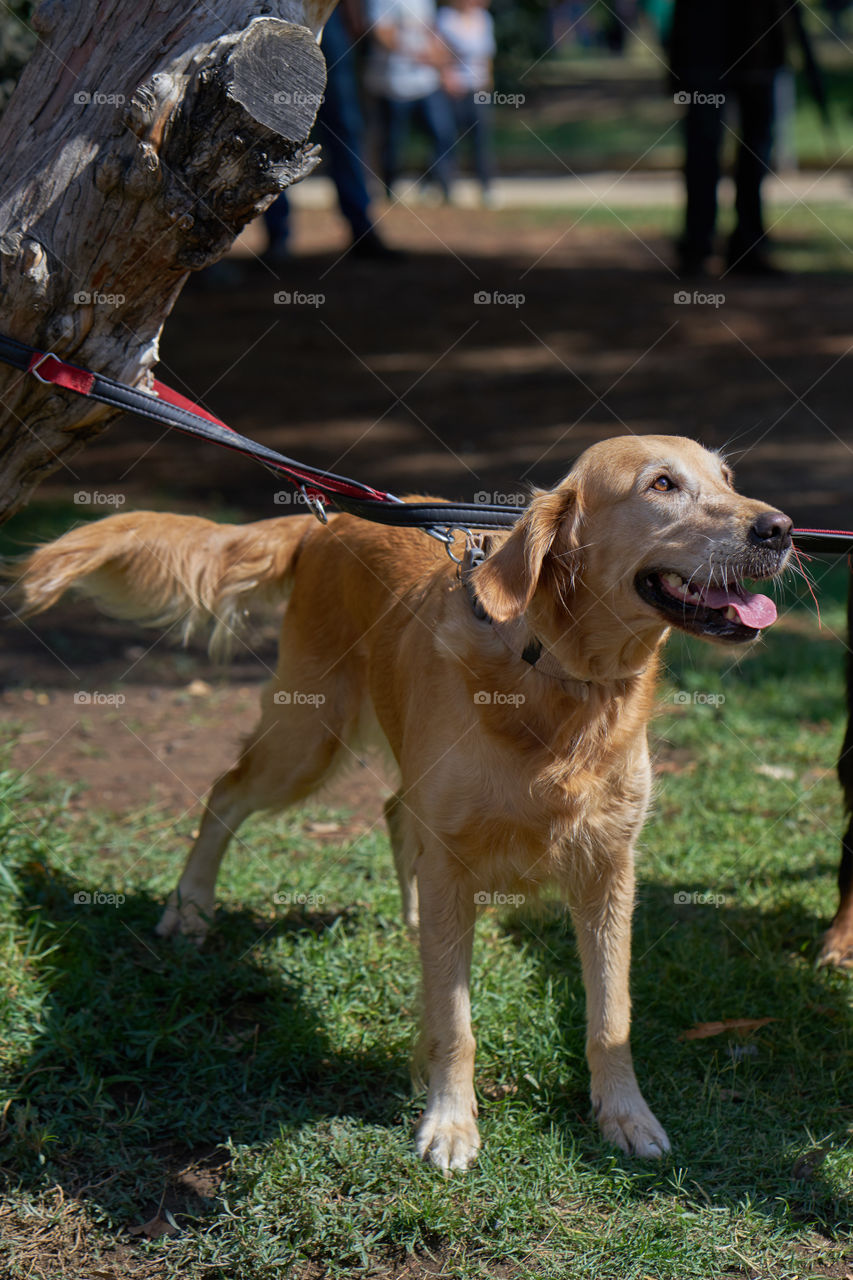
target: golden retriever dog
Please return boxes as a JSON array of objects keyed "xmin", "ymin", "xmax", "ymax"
[{"xmin": 14, "ymin": 435, "xmax": 792, "ymax": 1171}]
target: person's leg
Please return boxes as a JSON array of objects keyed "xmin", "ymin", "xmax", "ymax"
[
  {"xmin": 316, "ymin": 11, "xmax": 373, "ymax": 239},
  {"xmin": 470, "ymin": 97, "xmax": 495, "ymax": 193},
  {"xmin": 679, "ymin": 97, "xmax": 723, "ymax": 271},
  {"xmin": 378, "ymin": 95, "xmax": 408, "ymax": 197},
  {"xmin": 417, "ymin": 89, "xmax": 457, "ymax": 198},
  {"xmin": 728, "ymin": 82, "xmax": 775, "ymax": 270},
  {"xmin": 263, "ymin": 191, "xmax": 291, "ymax": 257}
]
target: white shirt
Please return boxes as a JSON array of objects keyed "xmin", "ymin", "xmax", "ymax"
[
  {"xmin": 365, "ymin": 0, "xmax": 442, "ymax": 101},
  {"xmin": 436, "ymin": 6, "xmax": 495, "ymax": 94}
]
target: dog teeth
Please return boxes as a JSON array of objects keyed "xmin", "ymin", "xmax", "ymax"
[
  {"xmin": 725, "ymin": 606, "xmax": 737, "ymax": 620},
  {"xmin": 662, "ymin": 573, "xmax": 683, "ymax": 588}
]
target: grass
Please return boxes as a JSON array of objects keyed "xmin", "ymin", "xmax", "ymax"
[
  {"xmin": 487, "ymin": 200, "xmax": 853, "ymax": 273},
  {"xmin": 0, "ymin": 563, "xmax": 852, "ymax": 1278},
  {"xmin": 488, "ymin": 68, "xmax": 853, "ymax": 175}
]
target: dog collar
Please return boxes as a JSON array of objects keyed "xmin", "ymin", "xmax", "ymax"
[{"xmin": 460, "ymin": 536, "xmax": 591, "ymax": 700}]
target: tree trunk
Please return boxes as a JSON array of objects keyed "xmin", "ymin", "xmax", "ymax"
[{"xmin": 0, "ymin": 0, "xmax": 334, "ymax": 523}]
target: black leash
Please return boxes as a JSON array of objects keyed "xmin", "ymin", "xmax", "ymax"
[
  {"xmin": 0, "ymin": 331, "xmax": 849, "ymax": 556},
  {"xmin": 0, "ymin": 332, "xmax": 524, "ymax": 548}
]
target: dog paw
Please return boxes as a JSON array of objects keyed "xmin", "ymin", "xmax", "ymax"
[
  {"xmin": 817, "ymin": 926, "xmax": 853, "ymax": 969},
  {"xmin": 596, "ymin": 1098, "xmax": 670, "ymax": 1158},
  {"xmin": 416, "ymin": 1105, "xmax": 480, "ymax": 1172},
  {"xmin": 155, "ymin": 892, "xmax": 212, "ymax": 944}
]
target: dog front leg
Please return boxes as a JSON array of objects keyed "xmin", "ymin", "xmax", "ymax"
[
  {"xmin": 414, "ymin": 854, "xmax": 480, "ymax": 1172},
  {"xmin": 567, "ymin": 847, "xmax": 670, "ymax": 1158}
]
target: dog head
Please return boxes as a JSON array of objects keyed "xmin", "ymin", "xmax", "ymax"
[{"xmin": 471, "ymin": 435, "xmax": 792, "ymax": 678}]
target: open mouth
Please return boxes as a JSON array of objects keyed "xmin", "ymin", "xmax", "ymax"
[{"xmin": 635, "ymin": 569, "xmax": 779, "ymax": 642}]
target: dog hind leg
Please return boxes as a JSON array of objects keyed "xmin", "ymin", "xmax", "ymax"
[
  {"xmin": 157, "ymin": 672, "xmax": 357, "ymax": 943},
  {"xmin": 384, "ymin": 793, "xmax": 420, "ymax": 931}
]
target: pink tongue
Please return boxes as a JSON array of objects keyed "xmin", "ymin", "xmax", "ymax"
[{"xmin": 700, "ymin": 584, "xmax": 777, "ymax": 629}]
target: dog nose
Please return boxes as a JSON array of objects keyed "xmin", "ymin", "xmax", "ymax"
[{"xmin": 749, "ymin": 510, "xmax": 793, "ymax": 550}]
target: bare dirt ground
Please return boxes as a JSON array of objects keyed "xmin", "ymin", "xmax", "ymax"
[{"xmin": 3, "ymin": 201, "xmax": 852, "ymax": 819}]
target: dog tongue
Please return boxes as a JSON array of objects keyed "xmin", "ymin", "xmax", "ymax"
[{"xmin": 700, "ymin": 584, "xmax": 777, "ymax": 629}]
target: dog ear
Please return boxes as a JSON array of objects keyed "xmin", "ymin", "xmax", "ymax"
[{"xmin": 471, "ymin": 486, "xmax": 579, "ymax": 621}]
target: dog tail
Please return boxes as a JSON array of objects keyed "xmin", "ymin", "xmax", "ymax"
[{"xmin": 9, "ymin": 511, "xmax": 314, "ymax": 659}]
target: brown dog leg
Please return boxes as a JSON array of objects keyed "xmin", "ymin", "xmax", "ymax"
[
  {"xmin": 156, "ymin": 675, "xmax": 352, "ymax": 942},
  {"xmin": 414, "ymin": 849, "xmax": 480, "ymax": 1172},
  {"xmin": 567, "ymin": 845, "xmax": 670, "ymax": 1157},
  {"xmin": 384, "ymin": 793, "xmax": 420, "ymax": 931}
]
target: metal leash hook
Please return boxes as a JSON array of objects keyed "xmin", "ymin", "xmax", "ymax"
[
  {"xmin": 441, "ymin": 526, "xmax": 476, "ymax": 564},
  {"xmin": 300, "ymin": 484, "xmax": 328, "ymax": 524},
  {"xmin": 422, "ymin": 524, "xmax": 455, "ymax": 549}
]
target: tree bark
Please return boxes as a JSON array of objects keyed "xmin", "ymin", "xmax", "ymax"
[{"xmin": 0, "ymin": 0, "xmax": 334, "ymax": 523}]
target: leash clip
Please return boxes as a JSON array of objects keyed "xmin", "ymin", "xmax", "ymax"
[
  {"xmin": 300, "ymin": 485, "xmax": 328, "ymax": 525},
  {"xmin": 30, "ymin": 351, "xmax": 59, "ymax": 383},
  {"xmin": 441, "ymin": 526, "xmax": 475, "ymax": 564}
]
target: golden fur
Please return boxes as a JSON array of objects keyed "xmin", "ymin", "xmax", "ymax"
[{"xmin": 14, "ymin": 435, "xmax": 792, "ymax": 1170}]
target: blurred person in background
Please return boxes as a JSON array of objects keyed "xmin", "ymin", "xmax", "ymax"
[
  {"xmin": 823, "ymin": 0, "xmax": 851, "ymax": 37},
  {"xmin": 437, "ymin": 0, "xmax": 497, "ymax": 205},
  {"xmin": 364, "ymin": 0, "xmax": 457, "ymax": 201},
  {"xmin": 264, "ymin": 3, "xmax": 397, "ymax": 262},
  {"xmin": 669, "ymin": 0, "xmax": 793, "ymax": 277}
]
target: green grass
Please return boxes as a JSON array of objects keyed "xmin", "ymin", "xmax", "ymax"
[
  {"xmin": 0, "ymin": 565, "xmax": 851, "ymax": 1278},
  {"xmin": 492, "ymin": 200, "xmax": 853, "ymax": 273}
]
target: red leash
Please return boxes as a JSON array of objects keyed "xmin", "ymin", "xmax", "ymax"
[{"xmin": 4, "ymin": 333, "xmax": 853, "ymax": 554}]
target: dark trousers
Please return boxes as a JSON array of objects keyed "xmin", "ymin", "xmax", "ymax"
[
  {"xmin": 377, "ymin": 89, "xmax": 456, "ymax": 197},
  {"xmin": 449, "ymin": 95, "xmax": 494, "ymax": 190},
  {"xmin": 265, "ymin": 9, "xmax": 373, "ymax": 246},
  {"xmin": 681, "ymin": 82, "xmax": 775, "ymax": 263}
]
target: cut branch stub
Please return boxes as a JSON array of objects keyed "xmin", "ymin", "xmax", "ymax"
[
  {"xmin": 0, "ymin": 3, "xmax": 332, "ymax": 523},
  {"xmin": 227, "ymin": 17, "xmax": 325, "ymax": 139}
]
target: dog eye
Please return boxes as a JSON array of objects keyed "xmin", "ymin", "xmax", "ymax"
[{"xmin": 650, "ymin": 475, "xmax": 676, "ymax": 492}]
